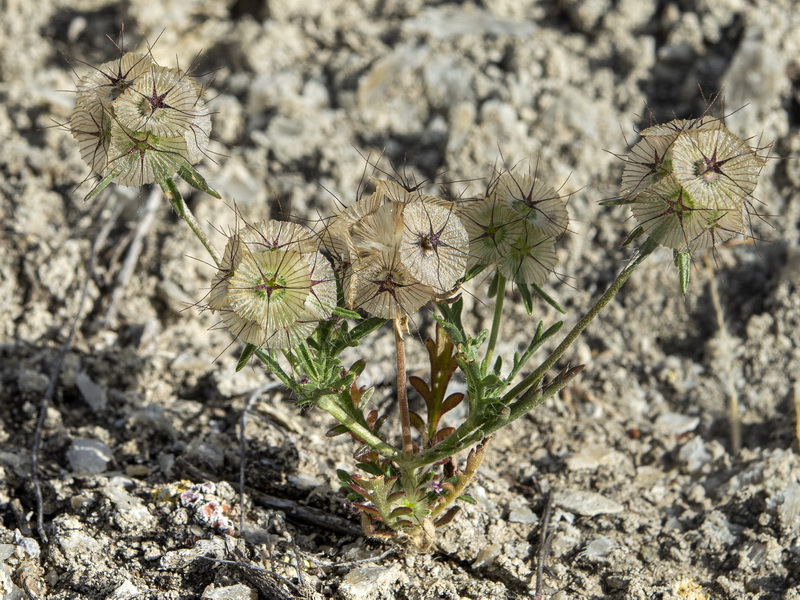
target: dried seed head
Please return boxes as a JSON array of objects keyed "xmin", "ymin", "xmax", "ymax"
[
  {"xmin": 70, "ymin": 51, "xmax": 212, "ymax": 194},
  {"xmin": 105, "ymin": 126, "xmax": 188, "ymax": 186},
  {"xmin": 74, "ymin": 52, "xmax": 154, "ymax": 110},
  {"xmin": 495, "ymin": 172, "xmax": 569, "ymax": 239},
  {"xmin": 631, "ymin": 175, "xmax": 744, "ymax": 251},
  {"xmin": 400, "ymin": 199, "xmax": 468, "ymax": 292},
  {"xmin": 620, "ymin": 117, "xmax": 766, "ymax": 254},
  {"xmin": 209, "ymin": 221, "xmax": 335, "ymax": 348},
  {"xmin": 671, "ymin": 127, "xmax": 765, "ymax": 207},
  {"xmin": 621, "ymin": 117, "xmax": 723, "ymax": 200},
  {"xmin": 349, "ymin": 250, "xmax": 433, "ymax": 319},
  {"xmin": 113, "ymin": 64, "xmax": 210, "ymax": 162}
]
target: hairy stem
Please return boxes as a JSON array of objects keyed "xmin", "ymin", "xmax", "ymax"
[
  {"xmin": 395, "ymin": 318, "xmax": 414, "ymax": 455},
  {"xmin": 163, "ymin": 180, "xmax": 221, "ymax": 267},
  {"xmin": 316, "ymin": 395, "xmax": 399, "ymax": 457},
  {"xmin": 502, "ymin": 239, "xmax": 657, "ymax": 405}
]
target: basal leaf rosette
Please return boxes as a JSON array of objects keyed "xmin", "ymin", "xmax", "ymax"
[{"xmin": 209, "ymin": 221, "xmax": 336, "ymax": 348}]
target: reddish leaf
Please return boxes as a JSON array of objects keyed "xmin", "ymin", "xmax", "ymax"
[
  {"xmin": 440, "ymin": 392, "xmax": 464, "ymax": 414},
  {"xmin": 431, "ymin": 427, "xmax": 456, "ymax": 446}
]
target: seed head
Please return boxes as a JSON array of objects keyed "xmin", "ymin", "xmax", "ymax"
[
  {"xmin": 621, "ymin": 118, "xmax": 765, "ymax": 253},
  {"xmin": 498, "ymin": 220, "xmax": 558, "ymax": 285},
  {"xmin": 70, "ymin": 51, "xmax": 212, "ymax": 195},
  {"xmin": 400, "ymin": 199, "xmax": 468, "ymax": 293},
  {"xmin": 209, "ymin": 221, "xmax": 336, "ymax": 348},
  {"xmin": 495, "ymin": 172, "xmax": 569, "ymax": 239}
]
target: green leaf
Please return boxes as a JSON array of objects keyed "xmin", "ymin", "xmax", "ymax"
[
  {"xmin": 355, "ymin": 462, "xmax": 385, "ymax": 477},
  {"xmin": 518, "ymin": 282, "xmax": 534, "ymax": 314},
  {"xmin": 84, "ymin": 171, "xmax": 118, "ymax": 202},
  {"xmin": 462, "ymin": 263, "xmax": 487, "ymax": 283},
  {"xmin": 333, "ymin": 306, "xmax": 363, "ymax": 320},
  {"xmin": 600, "ymin": 196, "xmax": 636, "ymax": 206},
  {"xmin": 457, "ymin": 494, "xmax": 476, "ymax": 505},
  {"xmin": 487, "ymin": 270, "xmax": 500, "ymax": 297},
  {"xmin": 674, "ymin": 250, "xmax": 691, "ymax": 296},
  {"xmin": 530, "ymin": 282, "xmax": 565, "ymax": 314},
  {"xmin": 622, "ymin": 225, "xmax": 646, "ymax": 247},
  {"xmin": 236, "ymin": 344, "xmax": 257, "ymax": 372},
  {"xmin": 178, "ymin": 162, "xmax": 221, "ymax": 198}
]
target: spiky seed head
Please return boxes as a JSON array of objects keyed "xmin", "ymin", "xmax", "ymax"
[
  {"xmin": 631, "ymin": 174, "xmax": 745, "ymax": 251},
  {"xmin": 400, "ymin": 199, "xmax": 467, "ymax": 292},
  {"xmin": 459, "ymin": 195, "xmax": 522, "ymax": 270},
  {"xmin": 319, "ymin": 193, "xmax": 383, "ymax": 262},
  {"xmin": 671, "ymin": 127, "xmax": 765, "ymax": 207},
  {"xmin": 348, "ymin": 201, "xmax": 405, "ymax": 261},
  {"xmin": 105, "ymin": 126, "xmax": 188, "ymax": 186},
  {"xmin": 349, "ymin": 250, "xmax": 433, "ymax": 319},
  {"xmin": 498, "ymin": 221, "xmax": 558, "ymax": 285},
  {"xmin": 74, "ymin": 52, "xmax": 154, "ymax": 110},
  {"xmin": 621, "ymin": 117, "xmax": 723, "ymax": 200},
  {"xmin": 113, "ymin": 64, "xmax": 210, "ymax": 162},
  {"xmin": 209, "ymin": 221, "xmax": 335, "ymax": 349},
  {"xmin": 495, "ymin": 172, "xmax": 569, "ymax": 239}
]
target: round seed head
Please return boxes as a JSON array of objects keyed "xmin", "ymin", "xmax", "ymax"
[
  {"xmin": 459, "ymin": 195, "xmax": 522, "ymax": 270},
  {"xmin": 105, "ymin": 125, "xmax": 188, "ymax": 186},
  {"xmin": 498, "ymin": 221, "xmax": 558, "ymax": 285},
  {"xmin": 209, "ymin": 221, "xmax": 335, "ymax": 348},
  {"xmin": 70, "ymin": 104, "xmax": 113, "ymax": 176},
  {"xmin": 113, "ymin": 64, "xmax": 210, "ymax": 162},
  {"xmin": 631, "ymin": 174, "xmax": 745, "ymax": 251},
  {"xmin": 319, "ymin": 192, "xmax": 383, "ymax": 262},
  {"xmin": 496, "ymin": 172, "xmax": 569, "ymax": 239},
  {"xmin": 348, "ymin": 201, "xmax": 405, "ymax": 261},
  {"xmin": 671, "ymin": 127, "xmax": 764, "ymax": 207},
  {"xmin": 349, "ymin": 250, "xmax": 433, "ymax": 319},
  {"xmin": 400, "ymin": 199, "xmax": 468, "ymax": 292},
  {"xmin": 75, "ymin": 52, "xmax": 154, "ymax": 110}
]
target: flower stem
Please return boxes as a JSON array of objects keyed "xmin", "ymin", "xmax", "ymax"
[
  {"xmin": 502, "ymin": 239, "xmax": 658, "ymax": 405},
  {"xmin": 316, "ymin": 394, "xmax": 399, "ymax": 457},
  {"xmin": 161, "ymin": 178, "xmax": 221, "ymax": 267},
  {"xmin": 394, "ymin": 318, "xmax": 414, "ymax": 455},
  {"xmin": 482, "ymin": 272, "xmax": 506, "ymax": 375}
]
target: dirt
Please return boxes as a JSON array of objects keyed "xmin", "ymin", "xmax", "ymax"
[{"xmin": 2, "ymin": 0, "xmax": 800, "ymax": 599}]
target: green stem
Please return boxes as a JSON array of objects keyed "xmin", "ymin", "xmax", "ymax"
[
  {"xmin": 162, "ymin": 178, "xmax": 221, "ymax": 267},
  {"xmin": 501, "ymin": 240, "xmax": 657, "ymax": 405},
  {"xmin": 482, "ymin": 272, "xmax": 506, "ymax": 375},
  {"xmin": 403, "ymin": 240, "xmax": 659, "ymax": 471},
  {"xmin": 316, "ymin": 395, "xmax": 399, "ymax": 457}
]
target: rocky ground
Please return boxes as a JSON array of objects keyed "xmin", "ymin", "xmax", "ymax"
[{"xmin": 2, "ymin": 0, "xmax": 800, "ymax": 598}]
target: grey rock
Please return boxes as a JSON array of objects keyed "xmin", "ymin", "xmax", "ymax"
[
  {"xmin": 66, "ymin": 438, "xmax": 112, "ymax": 475},
  {"xmin": 201, "ymin": 583, "xmax": 258, "ymax": 600},
  {"xmin": 75, "ymin": 371, "xmax": 107, "ymax": 411},
  {"xmin": 654, "ymin": 412, "xmax": 700, "ymax": 436},
  {"xmin": 554, "ymin": 490, "xmax": 624, "ymax": 516}
]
